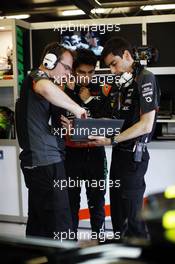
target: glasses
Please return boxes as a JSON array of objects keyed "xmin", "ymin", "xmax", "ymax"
[{"xmin": 59, "ymin": 61, "xmax": 72, "ymax": 72}]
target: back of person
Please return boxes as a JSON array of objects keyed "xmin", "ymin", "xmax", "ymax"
[{"xmin": 16, "ymin": 70, "xmax": 63, "ymax": 168}]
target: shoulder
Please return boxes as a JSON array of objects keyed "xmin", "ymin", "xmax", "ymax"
[
  {"xmin": 137, "ymin": 68, "xmax": 157, "ymax": 91},
  {"xmin": 30, "ymin": 70, "xmax": 53, "ymax": 95},
  {"xmin": 30, "ymin": 69, "xmax": 49, "ymax": 82},
  {"xmin": 138, "ymin": 68, "xmax": 156, "ymax": 83}
]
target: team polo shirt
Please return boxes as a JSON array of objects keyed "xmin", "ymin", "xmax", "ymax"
[
  {"xmin": 15, "ymin": 69, "xmax": 64, "ymax": 168},
  {"xmin": 113, "ymin": 68, "xmax": 160, "ymax": 148}
]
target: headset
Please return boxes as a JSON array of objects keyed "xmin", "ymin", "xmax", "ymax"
[
  {"xmin": 117, "ymin": 72, "xmax": 134, "ymax": 88},
  {"xmin": 116, "ymin": 61, "xmax": 143, "ymax": 89},
  {"xmin": 42, "ymin": 43, "xmax": 63, "ymax": 70},
  {"xmin": 43, "ymin": 53, "xmax": 59, "ymax": 70}
]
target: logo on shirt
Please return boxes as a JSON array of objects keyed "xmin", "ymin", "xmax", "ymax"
[
  {"xmin": 145, "ymin": 96, "xmax": 152, "ymax": 103},
  {"xmin": 142, "ymin": 82, "xmax": 153, "ymax": 98},
  {"xmin": 122, "ymin": 106, "xmax": 130, "ymax": 111},
  {"xmin": 93, "ymin": 96, "xmax": 101, "ymax": 101}
]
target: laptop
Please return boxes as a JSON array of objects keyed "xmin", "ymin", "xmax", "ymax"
[{"xmin": 71, "ymin": 118, "xmax": 124, "ymax": 141}]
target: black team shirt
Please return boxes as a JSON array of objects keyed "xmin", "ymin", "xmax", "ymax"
[{"xmin": 15, "ymin": 69, "xmax": 65, "ymax": 168}]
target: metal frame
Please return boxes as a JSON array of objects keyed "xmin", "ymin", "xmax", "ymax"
[{"xmin": 30, "ymin": 14, "xmax": 175, "ymax": 29}]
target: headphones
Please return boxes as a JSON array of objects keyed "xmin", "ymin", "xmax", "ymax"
[
  {"xmin": 116, "ymin": 61, "xmax": 142, "ymax": 88},
  {"xmin": 43, "ymin": 53, "xmax": 59, "ymax": 70},
  {"xmin": 42, "ymin": 43, "xmax": 63, "ymax": 70},
  {"xmin": 117, "ymin": 72, "xmax": 133, "ymax": 88}
]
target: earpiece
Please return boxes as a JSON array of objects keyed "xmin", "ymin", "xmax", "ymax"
[
  {"xmin": 116, "ymin": 62, "xmax": 142, "ymax": 88},
  {"xmin": 117, "ymin": 72, "xmax": 134, "ymax": 88},
  {"xmin": 42, "ymin": 53, "xmax": 58, "ymax": 70}
]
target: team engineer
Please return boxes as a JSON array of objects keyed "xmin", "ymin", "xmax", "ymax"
[
  {"xmin": 89, "ymin": 37, "xmax": 160, "ymax": 239},
  {"xmin": 15, "ymin": 42, "xmax": 86, "ymax": 239}
]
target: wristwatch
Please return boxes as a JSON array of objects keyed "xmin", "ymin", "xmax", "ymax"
[{"xmin": 111, "ymin": 136, "xmax": 119, "ymax": 147}]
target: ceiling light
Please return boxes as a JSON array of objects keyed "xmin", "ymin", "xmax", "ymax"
[
  {"xmin": 91, "ymin": 7, "xmax": 131, "ymax": 14},
  {"xmin": 0, "ymin": 27, "xmax": 5, "ymax": 30},
  {"xmin": 141, "ymin": 4, "xmax": 175, "ymax": 11},
  {"xmin": 0, "ymin": 14, "xmax": 30, "ymax": 19},
  {"xmin": 61, "ymin": 10, "xmax": 85, "ymax": 16}
]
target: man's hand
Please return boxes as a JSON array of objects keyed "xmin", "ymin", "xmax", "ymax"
[
  {"xmin": 60, "ymin": 115, "xmax": 72, "ymax": 134},
  {"xmin": 73, "ymin": 106, "xmax": 87, "ymax": 119},
  {"xmin": 88, "ymin": 136, "xmax": 111, "ymax": 146},
  {"xmin": 79, "ymin": 87, "xmax": 91, "ymax": 102}
]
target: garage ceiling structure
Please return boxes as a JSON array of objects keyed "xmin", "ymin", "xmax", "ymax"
[{"xmin": 0, "ymin": 0, "xmax": 175, "ymax": 22}]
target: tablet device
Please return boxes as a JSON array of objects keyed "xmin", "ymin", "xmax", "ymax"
[{"xmin": 71, "ymin": 118, "xmax": 124, "ymax": 141}]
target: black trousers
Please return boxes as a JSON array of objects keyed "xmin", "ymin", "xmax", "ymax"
[
  {"xmin": 65, "ymin": 147, "xmax": 107, "ymax": 235},
  {"xmin": 110, "ymin": 148, "xmax": 150, "ymax": 239},
  {"xmin": 22, "ymin": 162, "xmax": 73, "ymax": 239}
]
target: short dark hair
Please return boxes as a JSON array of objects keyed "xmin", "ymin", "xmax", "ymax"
[
  {"xmin": 101, "ymin": 37, "xmax": 133, "ymax": 63},
  {"xmin": 40, "ymin": 42, "xmax": 74, "ymax": 65},
  {"xmin": 73, "ymin": 48, "xmax": 97, "ymax": 70}
]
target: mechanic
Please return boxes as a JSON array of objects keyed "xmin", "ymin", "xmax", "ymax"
[
  {"xmin": 89, "ymin": 37, "xmax": 160, "ymax": 239},
  {"xmin": 60, "ymin": 48, "xmax": 112, "ymax": 240},
  {"xmin": 15, "ymin": 42, "xmax": 86, "ymax": 239}
]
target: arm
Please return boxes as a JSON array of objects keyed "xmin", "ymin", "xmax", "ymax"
[
  {"xmin": 34, "ymin": 79, "xmax": 86, "ymax": 118},
  {"xmin": 114, "ymin": 110, "xmax": 155, "ymax": 143},
  {"xmin": 88, "ymin": 110, "xmax": 156, "ymax": 146}
]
